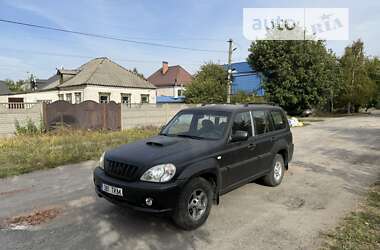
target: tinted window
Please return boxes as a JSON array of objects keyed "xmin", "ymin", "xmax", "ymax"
[
  {"xmin": 271, "ymin": 111, "xmax": 287, "ymax": 130},
  {"xmin": 252, "ymin": 110, "xmax": 272, "ymax": 135},
  {"xmin": 232, "ymin": 112, "xmax": 253, "ymax": 137}
]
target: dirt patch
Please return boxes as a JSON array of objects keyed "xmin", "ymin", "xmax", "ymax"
[
  {"xmin": 1, "ymin": 207, "xmax": 62, "ymax": 229},
  {"xmin": 0, "ymin": 187, "xmax": 31, "ymax": 197}
]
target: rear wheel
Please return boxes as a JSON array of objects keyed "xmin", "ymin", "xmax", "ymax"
[
  {"xmin": 172, "ymin": 177, "xmax": 213, "ymax": 230},
  {"xmin": 263, "ymin": 154, "xmax": 285, "ymax": 187}
]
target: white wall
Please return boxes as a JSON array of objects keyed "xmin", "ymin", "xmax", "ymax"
[
  {"xmin": 156, "ymin": 86, "xmax": 186, "ymax": 97},
  {"xmin": 0, "ymin": 85, "xmax": 157, "ymax": 104},
  {"xmin": 0, "ymin": 90, "xmax": 59, "ymax": 103},
  {"xmin": 83, "ymin": 85, "xmax": 156, "ymax": 104},
  {"xmin": 0, "ymin": 103, "xmax": 43, "ymax": 136},
  {"xmin": 121, "ymin": 103, "xmax": 197, "ymax": 129}
]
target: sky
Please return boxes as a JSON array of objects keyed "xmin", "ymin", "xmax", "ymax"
[{"xmin": 0, "ymin": 0, "xmax": 379, "ymax": 80}]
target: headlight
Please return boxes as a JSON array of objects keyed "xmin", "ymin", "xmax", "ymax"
[
  {"xmin": 99, "ymin": 152, "xmax": 105, "ymax": 169},
  {"xmin": 140, "ymin": 164, "xmax": 176, "ymax": 183}
]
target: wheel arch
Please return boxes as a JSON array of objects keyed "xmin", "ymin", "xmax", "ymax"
[
  {"xmin": 277, "ymin": 148, "xmax": 289, "ymax": 170},
  {"xmin": 177, "ymin": 158, "xmax": 221, "ymax": 204}
]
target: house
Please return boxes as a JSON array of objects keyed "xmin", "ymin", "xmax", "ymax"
[
  {"xmin": 227, "ymin": 62, "xmax": 264, "ymax": 96},
  {"xmin": 0, "ymin": 57, "xmax": 156, "ymax": 104},
  {"xmin": 147, "ymin": 61, "xmax": 192, "ymax": 103}
]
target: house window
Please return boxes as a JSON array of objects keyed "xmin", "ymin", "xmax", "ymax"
[
  {"xmin": 66, "ymin": 93, "xmax": 72, "ymax": 103},
  {"xmin": 141, "ymin": 94, "xmax": 149, "ymax": 104},
  {"xmin": 74, "ymin": 92, "xmax": 82, "ymax": 104},
  {"xmin": 177, "ymin": 89, "xmax": 184, "ymax": 96},
  {"xmin": 58, "ymin": 94, "xmax": 64, "ymax": 101},
  {"xmin": 99, "ymin": 93, "xmax": 110, "ymax": 103},
  {"xmin": 121, "ymin": 94, "xmax": 131, "ymax": 104}
]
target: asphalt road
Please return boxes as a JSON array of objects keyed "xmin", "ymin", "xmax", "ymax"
[{"xmin": 1, "ymin": 115, "xmax": 379, "ymax": 250}]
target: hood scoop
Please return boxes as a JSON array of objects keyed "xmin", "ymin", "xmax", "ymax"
[
  {"xmin": 146, "ymin": 137, "xmax": 180, "ymax": 147},
  {"xmin": 146, "ymin": 141, "xmax": 163, "ymax": 147}
]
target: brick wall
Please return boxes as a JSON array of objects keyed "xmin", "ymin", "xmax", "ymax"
[{"xmin": 0, "ymin": 103, "xmax": 43, "ymax": 136}]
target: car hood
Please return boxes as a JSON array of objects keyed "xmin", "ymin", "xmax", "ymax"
[{"xmin": 105, "ymin": 135, "xmax": 220, "ymax": 170}]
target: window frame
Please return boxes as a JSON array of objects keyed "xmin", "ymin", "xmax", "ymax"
[
  {"xmin": 121, "ymin": 93, "xmax": 131, "ymax": 104},
  {"xmin": 74, "ymin": 92, "xmax": 82, "ymax": 104},
  {"xmin": 65, "ymin": 93, "xmax": 72, "ymax": 104},
  {"xmin": 141, "ymin": 94, "xmax": 149, "ymax": 104},
  {"xmin": 99, "ymin": 92, "xmax": 110, "ymax": 104}
]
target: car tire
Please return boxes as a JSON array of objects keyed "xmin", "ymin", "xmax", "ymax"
[
  {"xmin": 263, "ymin": 154, "xmax": 285, "ymax": 187},
  {"xmin": 172, "ymin": 177, "xmax": 213, "ymax": 230}
]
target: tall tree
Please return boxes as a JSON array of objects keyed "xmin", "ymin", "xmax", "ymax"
[
  {"xmin": 364, "ymin": 57, "xmax": 380, "ymax": 109},
  {"xmin": 247, "ymin": 39, "xmax": 339, "ymax": 114},
  {"xmin": 132, "ymin": 68, "xmax": 145, "ymax": 79},
  {"xmin": 185, "ymin": 63, "xmax": 227, "ymax": 104},
  {"xmin": 339, "ymin": 40, "xmax": 376, "ymax": 113},
  {"xmin": 3, "ymin": 79, "xmax": 25, "ymax": 92}
]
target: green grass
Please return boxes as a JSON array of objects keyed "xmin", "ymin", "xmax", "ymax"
[
  {"xmin": 322, "ymin": 181, "xmax": 380, "ymax": 250},
  {"xmin": 0, "ymin": 128, "xmax": 159, "ymax": 178}
]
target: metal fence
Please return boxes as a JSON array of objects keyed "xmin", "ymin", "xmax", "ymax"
[{"xmin": 43, "ymin": 100, "xmax": 121, "ymax": 131}]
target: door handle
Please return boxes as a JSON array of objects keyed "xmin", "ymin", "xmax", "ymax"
[{"xmin": 247, "ymin": 143, "xmax": 256, "ymax": 150}]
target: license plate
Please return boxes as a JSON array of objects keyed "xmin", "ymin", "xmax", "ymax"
[{"xmin": 101, "ymin": 183, "xmax": 123, "ymax": 197}]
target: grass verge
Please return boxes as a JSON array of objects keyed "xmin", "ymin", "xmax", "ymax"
[
  {"xmin": 322, "ymin": 181, "xmax": 380, "ymax": 249},
  {"xmin": 0, "ymin": 128, "xmax": 158, "ymax": 178}
]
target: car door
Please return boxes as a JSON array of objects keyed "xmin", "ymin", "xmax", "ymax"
[
  {"xmin": 251, "ymin": 110, "xmax": 276, "ymax": 174},
  {"xmin": 219, "ymin": 111, "xmax": 260, "ymax": 189}
]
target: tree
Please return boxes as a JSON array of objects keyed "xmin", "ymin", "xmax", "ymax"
[
  {"xmin": 364, "ymin": 57, "xmax": 380, "ymax": 109},
  {"xmin": 3, "ymin": 79, "xmax": 25, "ymax": 92},
  {"xmin": 185, "ymin": 63, "xmax": 228, "ymax": 103},
  {"xmin": 247, "ymin": 39, "xmax": 340, "ymax": 114},
  {"xmin": 132, "ymin": 68, "xmax": 145, "ymax": 79},
  {"xmin": 339, "ymin": 40, "xmax": 376, "ymax": 113}
]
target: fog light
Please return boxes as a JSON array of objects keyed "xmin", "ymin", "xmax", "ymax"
[{"xmin": 145, "ymin": 198, "xmax": 153, "ymax": 206}]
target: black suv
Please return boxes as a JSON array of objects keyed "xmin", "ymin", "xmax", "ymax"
[{"xmin": 94, "ymin": 104, "xmax": 294, "ymax": 230}]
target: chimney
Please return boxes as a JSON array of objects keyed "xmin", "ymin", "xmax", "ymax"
[{"xmin": 162, "ymin": 61, "xmax": 168, "ymax": 74}]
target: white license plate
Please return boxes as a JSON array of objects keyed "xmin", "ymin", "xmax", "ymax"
[{"xmin": 101, "ymin": 183, "xmax": 123, "ymax": 197}]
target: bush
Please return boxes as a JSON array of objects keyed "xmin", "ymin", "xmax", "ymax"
[{"xmin": 15, "ymin": 119, "xmax": 44, "ymax": 135}]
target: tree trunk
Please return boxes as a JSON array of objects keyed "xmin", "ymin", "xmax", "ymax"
[{"xmin": 347, "ymin": 102, "xmax": 351, "ymax": 114}]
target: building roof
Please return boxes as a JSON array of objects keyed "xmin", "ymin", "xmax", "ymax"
[
  {"xmin": 147, "ymin": 65, "xmax": 192, "ymax": 87},
  {"xmin": 59, "ymin": 57, "xmax": 156, "ymax": 89},
  {"xmin": 0, "ymin": 81, "xmax": 12, "ymax": 95},
  {"xmin": 36, "ymin": 74, "xmax": 60, "ymax": 90}
]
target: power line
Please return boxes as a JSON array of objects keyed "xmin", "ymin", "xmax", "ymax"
[
  {"xmin": 0, "ymin": 47, "xmax": 207, "ymax": 67},
  {"xmin": 0, "ymin": 18, "xmax": 226, "ymax": 53}
]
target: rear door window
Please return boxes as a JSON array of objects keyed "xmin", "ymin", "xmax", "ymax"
[
  {"xmin": 252, "ymin": 110, "xmax": 272, "ymax": 135},
  {"xmin": 270, "ymin": 111, "xmax": 287, "ymax": 130},
  {"xmin": 232, "ymin": 112, "xmax": 253, "ymax": 137}
]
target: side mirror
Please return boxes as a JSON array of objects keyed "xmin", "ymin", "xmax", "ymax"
[{"xmin": 230, "ymin": 130, "xmax": 249, "ymax": 142}]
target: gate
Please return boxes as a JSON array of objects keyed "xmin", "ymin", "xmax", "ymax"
[{"xmin": 44, "ymin": 100, "xmax": 121, "ymax": 130}]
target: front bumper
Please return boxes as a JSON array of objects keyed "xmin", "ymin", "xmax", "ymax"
[{"xmin": 93, "ymin": 167, "xmax": 184, "ymax": 214}]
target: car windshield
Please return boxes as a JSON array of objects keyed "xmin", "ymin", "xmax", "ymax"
[{"xmin": 161, "ymin": 110, "xmax": 230, "ymax": 140}]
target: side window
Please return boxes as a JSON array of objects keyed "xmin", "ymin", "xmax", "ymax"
[
  {"xmin": 232, "ymin": 112, "xmax": 253, "ymax": 137},
  {"xmin": 252, "ymin": 110, "xmax": 272, "ymax": 135},
  {"xmin": 270, "ymin": 111, "xmax": 287, "ymax": 130}
]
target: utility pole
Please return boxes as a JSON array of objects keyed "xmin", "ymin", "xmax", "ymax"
[{"xmin": 227, "ymin": 38, "xmax": 233, "ymax": 104}]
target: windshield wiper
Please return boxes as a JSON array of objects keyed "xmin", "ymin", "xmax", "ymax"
[{"xmin": 176, "ymin": 134, "xmax": 204, "ymax": 140}]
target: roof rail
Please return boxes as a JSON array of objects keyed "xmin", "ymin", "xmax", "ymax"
[{"xmin": 243, "ymin": 102, "xmax": 278, "ymax": 107}]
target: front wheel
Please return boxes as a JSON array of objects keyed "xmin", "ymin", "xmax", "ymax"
[
  {"xmin": 262, "ymin": 154, "xmax": 285, "ymax": 187},
  {"xmin": 172, "ymin": 177, "xmax": 213, "ymax": 230}
]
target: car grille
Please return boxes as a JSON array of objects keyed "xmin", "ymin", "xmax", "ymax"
[{"xmin": 104, "ymin": 160, "xmax": 139, "ymax": 181}]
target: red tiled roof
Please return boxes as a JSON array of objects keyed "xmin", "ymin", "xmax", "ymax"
[{"xmin": 147, "ymin": 65, "xmax": 192, "ymax": 87}]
